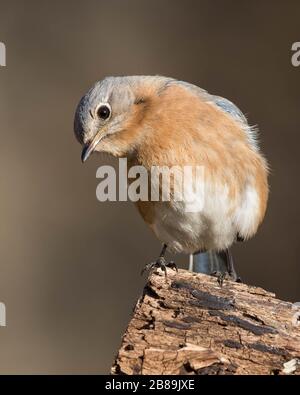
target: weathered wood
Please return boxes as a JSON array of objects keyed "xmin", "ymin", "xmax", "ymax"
[{"xmin": 111, "ymin": 268, "xmax": 300, "ymax": 375}]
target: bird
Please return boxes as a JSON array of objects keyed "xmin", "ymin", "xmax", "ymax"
[{"xmin": 74, "ymin": 76, "xmax": 268, "ymax": 283}]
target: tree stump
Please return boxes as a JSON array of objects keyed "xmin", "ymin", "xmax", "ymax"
[{"xmin": 111, "ymin": 268, "xmax": 300, "ymax": 375}]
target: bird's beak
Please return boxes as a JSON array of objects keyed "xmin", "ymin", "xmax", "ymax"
[{"xmin": 81, "ymin": 131, "xmax": 104, "ymax": 163}]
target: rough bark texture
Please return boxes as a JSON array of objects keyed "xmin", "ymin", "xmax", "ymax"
[{"xmin": 111, "ymin": 268, "xmax": 300, "ymax": 375}]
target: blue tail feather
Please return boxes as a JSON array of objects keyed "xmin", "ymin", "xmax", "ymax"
[{"xmin": 191, "ymin": 250, "xmax": 228, "ymax": 275}]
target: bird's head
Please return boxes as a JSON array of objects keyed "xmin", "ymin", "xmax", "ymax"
[{"xmin": 74, "ymin": 75, "xmax": 173, "ymax": 162}]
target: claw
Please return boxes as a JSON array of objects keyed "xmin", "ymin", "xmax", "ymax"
[
  {"xmin": 211, "ymin": 270, "xmax": 241, "ymax": 287},
  {"xmin": 141, "ymin": 257, "xmax": 178, "ymax": 279},
  {"xmin": 211, "ymin": 271, "xmax": 226, "ymax": 287},
  {"xmin": 168, "ymin": 261, "xmax": 178, "ymax": 272}
]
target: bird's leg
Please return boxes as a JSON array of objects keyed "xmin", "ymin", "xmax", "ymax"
[
  {"xmin": 225, "ymin": 248, "xmax": 242, "ymax": 283},
  {"xmin": 141, "ymin": 244, "xmax": 178, "ymax": 278},
  {"xmin": 212, "ymin": 249, "xmax": 242, "ymax": 286}
]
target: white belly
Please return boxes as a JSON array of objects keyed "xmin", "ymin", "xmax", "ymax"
[{"xmin": 150, "ymin": 182, "xmax": 260, "ymax": 253}]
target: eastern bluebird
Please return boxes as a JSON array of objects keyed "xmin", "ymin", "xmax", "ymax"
[{"xmin": 74, "ymin": 76, "xmax": 269, "ymax": 283}]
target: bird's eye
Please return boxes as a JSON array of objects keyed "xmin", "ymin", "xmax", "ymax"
[{"xmin": 96, "ymin": 104, "xmax": 111, "ymax": 120}]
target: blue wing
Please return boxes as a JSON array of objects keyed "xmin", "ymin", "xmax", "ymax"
[{"xmin": 212, "ymin": 95, "xmax": 248, "ymax": 124}]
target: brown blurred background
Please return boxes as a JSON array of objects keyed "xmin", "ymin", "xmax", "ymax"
[{"xmin": 0, "ymin": 0, "xmax": 299, "ymax": 374}]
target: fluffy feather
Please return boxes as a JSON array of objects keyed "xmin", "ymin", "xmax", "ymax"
[{"xmin": 74, "ymin": 76, "xmax": 269, "ymax": 254}]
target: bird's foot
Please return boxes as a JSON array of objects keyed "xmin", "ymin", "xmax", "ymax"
[
  {"xmin": 141, "ymin": 257, "xmax": 178, "ymax": 278},
  {"xmin": 212, "ymin": 271, "xmax": 242, "ymax": 287}
]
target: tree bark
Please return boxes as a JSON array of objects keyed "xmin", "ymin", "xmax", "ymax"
[{"xmin": 111, "ymin": 268, "xmax": 300, "ymax": 375}]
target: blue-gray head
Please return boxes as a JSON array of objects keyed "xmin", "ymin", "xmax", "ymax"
[{"xmin": 74, "ymin": 75, "xmax": 174, "ymax": 161}]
